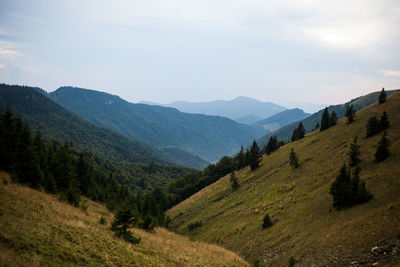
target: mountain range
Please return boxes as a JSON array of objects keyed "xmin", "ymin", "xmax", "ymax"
[
  {"xmin": 49, "ymin": 87, "xmax": 268, "ymax": 162},
  {"xmin": 144, "ymin": 96, "xmax": 287, "ymax": 124}
]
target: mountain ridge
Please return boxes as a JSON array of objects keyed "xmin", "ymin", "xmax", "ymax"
[
  {"xmin": 167, "ymin": 92, "xmax": 400, "ymax": 265},
  {"xmin": 49, "ymin": 87, "xmax": 266, "ymax": 162}
]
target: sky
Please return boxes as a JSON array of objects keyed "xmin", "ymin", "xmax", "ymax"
[{"xmin": 0, "ymin": 0, "xmax": 399, "ymax": 106}]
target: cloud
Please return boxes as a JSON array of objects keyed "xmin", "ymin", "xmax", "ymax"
[
  {"xmin": 0, "ymin": 64, "xmax": 5, "ymax": 69},
  {"xmin": 380, "ymin": 69, "xmax": 400, "ymax": 76}
]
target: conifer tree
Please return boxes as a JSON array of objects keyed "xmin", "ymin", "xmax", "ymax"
[
  {"xmin": 330, "ymin": 111, "xmax": 337, "ymax": 126},
  {"xmin": 375, "ymin": 131, "xmax": 390, "ymax": 162},
  {"xmin": 320, "ymin": 108, "xmax": 330, "ymax": 131},
  {"xmin": 366, "ymin": 116, "xmax": 379, "ymax": 137},
  {"xmin": 378, "ymin": 87, "xmax": 387, "ymax": 104},
  {"xmin": 111, "ymin": 204, "xmax": 140, "ymax": 243},
  {"xmin": 330, "ymin": 164, "xmax": 372, "ymax": 209},
  {"xmin": 348, "ymin": 136, "xmax": 360, "ymax": 167},
  {"xmin": 345, "ymin": 104, "xmax": 355, "ymax": 124},
  {"xmin": 249, "ymin": 140, "xmax": 261, "ymax": 171},
  {"xmin": 264, "ymin": 136, "xmax": 279, "ymax": 155},
  {"xmin": 289, "ymin": 148, "xmax": 299, "ymax": 169},
  {"xmin": 330, "ymin": 164, "xmax": 352, "ymax": 208},
  {"xmin": 236, "ymin": 146, "xmax": 245, "ymax": 170},
  {"xmin": 378, "ymin": 111, "xmax": 389, "ymax": 131},
  {"xmin": 230, "ymin": 172, "xmax": 239, "ymax": 190},
  {"xmin": 291, "ymin": 122, "xmax": 305, "ymax": 142}
]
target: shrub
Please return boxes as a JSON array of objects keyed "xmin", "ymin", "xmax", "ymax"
[
  {"xmin": 99, "ymin": 216, "xmax": 106, "ymax": 225},
  {"xmin": 262, "ymin": 214, "xmax": 273, "ymax": 229}
]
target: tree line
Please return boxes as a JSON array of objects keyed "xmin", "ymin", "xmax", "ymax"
[{"xmin": 0, "ymin": 107, "xmax": 167, "ymax": 234}]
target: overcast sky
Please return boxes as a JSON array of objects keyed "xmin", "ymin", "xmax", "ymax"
[{"xmin": 0, "ymin": 0, "xmax": 399, "ymax": 105}]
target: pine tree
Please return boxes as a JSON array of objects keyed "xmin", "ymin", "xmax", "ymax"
[
  {"xmin": 291, "ymin": 123, "xmax": 305, "ymax": 142},
  {"xmin": 330, "ymin": 111, "xmax": 337, "ymax": 126},
  {"xmin": 249, "ymin": 140, "xmax": 261, "ymax": 171},
  {"xmin": 348, "ymin": 136, "xmax": 360, "ymax": 167},
  {"xmin": 320, "ymin": 108, "xmax": 330, "ymax": 131},
  {"xmin": 315, "ymin": 123, "xmax": 320, "ymax": 130},
  {"xmin": 366, "ymin": 116, "xmax": 379, "ymax": 137},
  {"xmin": 230, "ymin": 172, "xmax": 239, "ymax": 190},
  {"xmin": 375, "ymin": 131, "xmax": 390, "ymax": 161},
  {"xmin": 378, "ymin": 111, "xmax": 389, "ymax": 131},
  {"xmin": 330, "ymin": 164, "xmax": 372, "ymax": 209},
  {"xmin": 264, "ymin": 136, "xmax": 279, "ymax": 155},
  {"xmin": 289, "ymin": 148, "xmax": 299, "ymax": 169},
  {"xmin": 345, "ymin": 104, "xmax": 355, "ymax": 124},
  {"xmin": 330, "ymin": 164, "xmax": 352, "ymax": 208},
  {"xmin": 111, "ymin": 204, "xmax": 140, "ymax": 243},
  {"xmin": 236, "ymin": 146, "xmax": 245, "ymax": 170},
  {"xmin": 378, "ymin": 87, "xmax": 387, "ymax": 104}
]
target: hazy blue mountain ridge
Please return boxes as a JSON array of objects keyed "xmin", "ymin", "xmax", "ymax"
[
  {"xmin": 168, "ymin": 96, "xmax": 287, "ymax": 120},
  {"xmin": 253, "ymin": 108, "xmax": 310, "ymax": 132},
  {"xmin": 49, "ymin": 87, "xmax": 267, "ymax": 162}
]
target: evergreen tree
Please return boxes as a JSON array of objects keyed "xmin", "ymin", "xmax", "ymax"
[
  {"xmin": 330, "ymin": 164, "xmax": 372, "ymax": 209},
  {"xmin": 245, "ymin": 148, "xmax": 250, "ymax": 167},
  {"xmin": 366, "ymin": 116, "xmax": 380, "ymax": 137},
  {"xmin": 330, "ymin": 164, "xmax": 352, "ymax": 208},
  {"xmin": 320, "ymin": 107, "xmax": 330, "ymax": 131},
  {"xmin": 315, "ymin": 123, "xmax": 320, "ymax": 130},
  {"xmin": 375, "ymin": 131, "xmax": 390, "ymax": 162},
  {"xmin": 289, "ymin": 148, "xmax": 299, "ymax": 169},
  {"xmin": 236, "ymin": 146, "xmax": 245, "ymax": 170},
  {"xmin": 378, "ymin": 111, "xmax": 389, "ymax": 131},
  {"xmin": 348, "ymin": 136, "xmax": 360, "ymax": 167},
  {"xmin": 264, "ymin": 136, "xmax": 279, "ymax": 155},
  {"xmin": 230, "ymin": 172, "xmax": 239, "ymax": 190},
  {"xmin": 378, "ymin": 87, "xmax": 387, "ymax": 104},
  {"xmin": 345, "ymin": 104, "xmax": 355, "ymax": 124},
  {"xmin": 249, "ymin": 140, "xmax": 261, "ymax": 171},
  {"xmin": 330, "ymin": 111, "xmax": 337, "ymax": 126},
  {"xmin": 111, "ymin": 204, "xmax": 140, "ymax": 243},
  {"xmin": 291, "ymin": 122, "xmax": 305, "ymax": 142}
]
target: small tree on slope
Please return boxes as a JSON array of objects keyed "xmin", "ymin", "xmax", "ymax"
[
  {"xmin": 379, "ymin": 87, "xmax": 387, "ymax": 104},
  {"xmin": 375, "ymin": 131, "xmax": 390, "ymax": 162}
]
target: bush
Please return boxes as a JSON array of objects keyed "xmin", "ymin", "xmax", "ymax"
[
  {"xmin": 99, "ymin": 216, "xmax": 106, "ymax": 225},
  {"xmin": 288, "ymin": 256, "xmax": 297, "ymax": 266},
  {"xmin": 262, "ymin": 214, "xmax": 273, "ymax": 229}
]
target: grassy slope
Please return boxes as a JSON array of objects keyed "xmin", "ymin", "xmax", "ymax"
[
  {"xmin": 0, "ymin": 172, "xmax": 248, "ymax": 267},
  {"xmin": 168, "ymin": 93, "xmax": 400, "ymax": 266}
]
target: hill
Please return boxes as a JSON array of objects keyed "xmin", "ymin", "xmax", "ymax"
[
  {"xmin": 253, "ymin": 108, "xmax": 310, "ymax": 132},
  {"xmin": 168, "ymin": 96, "xmax": 286, "ymax": 121},
  {"xmin": 49, "ymin": 87, "xmax": 266, "ymax": 162},
  {"xmin": 167, "ymin": 92, "xmax": 400, "ymax": 266},
  {"xmin": 235, "ymin": 114, "xmax": 264, "ymax": 125},
  {"xmin": 0, "ymin": 172, "xmax": 248, "ymax": 266},
  {"xmin": 257, "ymin": 89, "xmax": 400, "ymax": 146},
  {"xmin": 0, "ymin": 84, "xmax": 207, "ymax": 169}
]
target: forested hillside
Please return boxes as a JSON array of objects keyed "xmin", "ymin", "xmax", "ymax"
[
  {"xmin": 168, "ymin": 92, "xmax": 400, "ymax": 266},
  {"xmin": 0, "ymin": 84, "xmax": 207, "ymax": 169},
  {"xmin": 49, "ymin": 87, "xmax": 266, "ymax": 162}
]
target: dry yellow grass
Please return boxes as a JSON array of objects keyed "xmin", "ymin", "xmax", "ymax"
[
  {"xmin": 0, "ymin": 171, "xmax": 248, "ymax": 266},
  {"xmin": 168, "ymin": 93, "xmax": 400, "ymax": 266}
]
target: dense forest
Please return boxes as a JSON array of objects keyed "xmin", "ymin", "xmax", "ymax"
[{"xmin": 0, "ymin": 107, "xmax": 168, "ymax": 229}]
